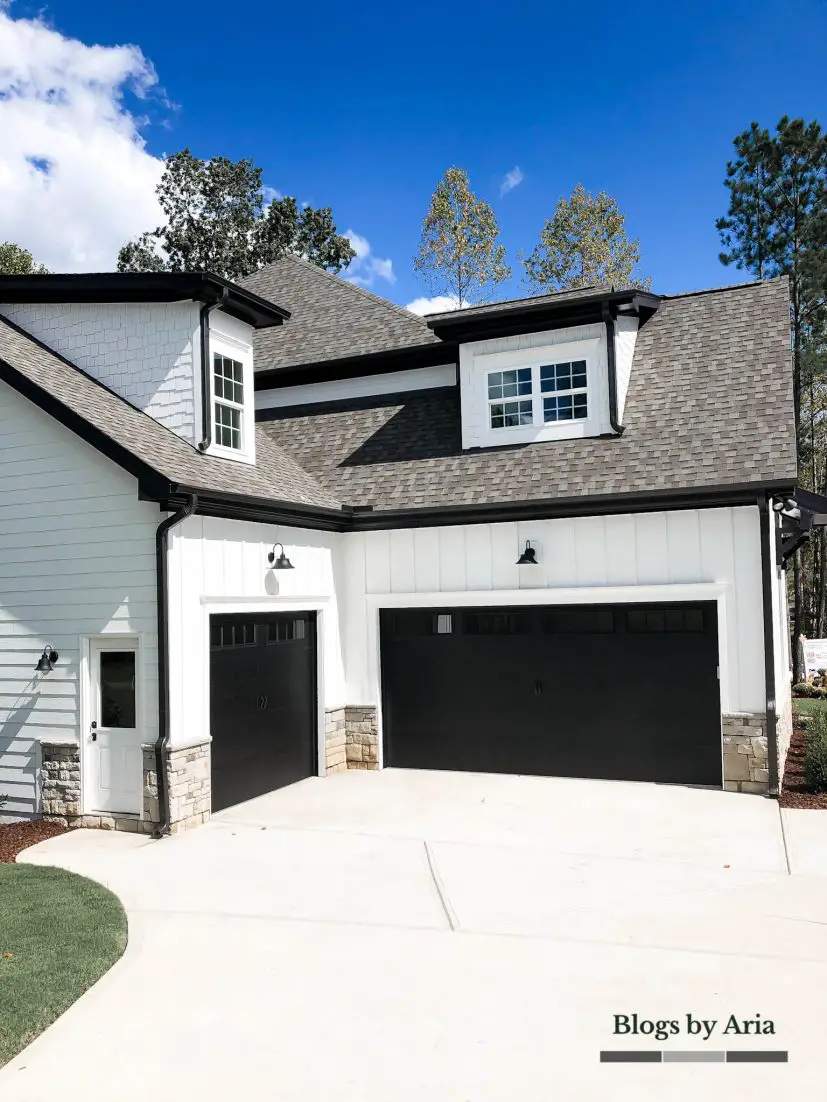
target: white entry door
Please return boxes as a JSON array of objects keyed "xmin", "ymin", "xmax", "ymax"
[{"xmin": 87, "ymin": 641, "xmax": 143, "ymax": 813}]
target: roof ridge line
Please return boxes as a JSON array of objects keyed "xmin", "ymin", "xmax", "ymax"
[
  {"xmin": 663, "ymin": 275, "xmax": 788, "ymax": 301},
  {"xmin": 278, "ymin": 254, "xmax": 431, "ymax": 329}
]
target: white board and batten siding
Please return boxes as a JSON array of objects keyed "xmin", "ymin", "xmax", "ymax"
[
  {"xmin": 165, "ymin": 516, "xmax": 345, "ymax": 751},
  {"xmin": 0, "ymin": 381, "xmax": 159, "ymax": 819},
  {"xmin": 342, "ymin": 507, "xmax": 767, "ymax": 718}
]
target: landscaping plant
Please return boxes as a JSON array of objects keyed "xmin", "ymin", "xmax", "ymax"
[{"xmin": 804, "ymin": 706, "xmax": 827, "ymax": 792}]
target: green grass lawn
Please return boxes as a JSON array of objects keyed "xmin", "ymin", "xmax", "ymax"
[
  {"xmin": 793, "ymin": 696, "xmax": 827, "ymax": 717},
  {"xmin": 0, "ymin": 864, "xmax": 127, "ymax": 1067}
]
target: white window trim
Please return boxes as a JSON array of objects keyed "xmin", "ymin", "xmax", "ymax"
[
  {"xmin": 207, "ymin": 329, "xmax": 255, "ymax": 465},
  {"xmin": 480, "ymin": 337, "xmax": 601, "ymax": 443}
]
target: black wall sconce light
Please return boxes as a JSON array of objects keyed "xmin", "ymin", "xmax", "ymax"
[
  {"xmin": 267, "ymin": 543, "xmax": 294, "ymax": 570},
  {"xmin": 34, "ymin": 646, "xmax": 59, "ymax": 673},
  {"xmin": 516, "ymin": 540, "xmax": 538, "ymax": 565}
]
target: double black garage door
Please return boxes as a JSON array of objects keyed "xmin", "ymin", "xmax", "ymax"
[
  {"xmin": 381, "ymin": 602, "xmax": 722, "ymax": 788},
  {"xmin": 209, "ymin": 602, "xmax": 722, "ymax": 813}
]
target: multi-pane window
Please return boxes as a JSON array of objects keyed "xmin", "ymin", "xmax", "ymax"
[
  {"xmin": 210, "ymin": 621, "xmax": 256, "ymax": 648},
  {"xmin": 266, "ymin": 619, "xmax": 307, "ymax": 644},
  {"xmin": 213, "ymin": 353, "xmax": 244, "ymax": 450},
  {"xmin": 488, "ymin": 368, "xmax": 533, "ymax": 429},
  {"xmin": 626, "ymin": 608, "xmax": 705, "ymax": 634},
  {"xmin": 540, "ymin": 360, "xmax": 588, "ymax": 422},
  {"xmin": 487, "ymin": 359, "xmax": 589, "ymax": 430}
]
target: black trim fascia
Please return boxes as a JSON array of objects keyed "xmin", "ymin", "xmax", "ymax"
[
  {"xmin": 162, "ymin": 487, "xmax": 352, "ymax": 532},
  {"xmin": 154, "ymin": 495, "xmax": 199, "ymax": 838},
  {"xmin": 254, "ymin": 342, "xmax": 457, "ymax": 391},
  {"xmin": 0, "ymin": 272, "xmax": 289, "ymax": 329},
  {"xmin": 758, "ymin": 495, "xmax": 780, "ymax": 796},
  {"xmin": 426, "ymin": 289, "xmax": 662, "ymax": 343},
  {"xmin": 0, "ymin": 355, "xmax": 172, "ymax": 494},
  {"xmin": 150, "ymin": 479, "xmax": 796, "ymax": 533}
]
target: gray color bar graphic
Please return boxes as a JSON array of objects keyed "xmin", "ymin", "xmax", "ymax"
[
  {"xmin": 726, "ymin": 1051, "xmax": 788, "ymax": 1063},
  {"xmin": 663, "ymin": 1051, "xmax": 725, "ymax": 1063},
  {"xmin": 600, "ymin": 1051, "xmax": 662, "ymax": 1063}
]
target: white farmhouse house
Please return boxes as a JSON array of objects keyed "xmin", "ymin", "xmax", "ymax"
[{"xmin": 0, "ymin": 262, "xmax": 814, "ymax": 833}]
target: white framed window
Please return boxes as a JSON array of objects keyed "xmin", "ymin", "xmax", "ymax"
[
  {"xmin": 487, "ymin": 368, "xmax": 534, "ymax": 428},
  {"xmin": 487, "ymin": 357, "xmax": 591, "ymax": 432},
  {"xmin": 213, "ymin": 352, "xmax": 244, "ymax": 450},
  {"xmin": 540, "ymin": 360, "xmax": 588, "ymax": 423},
  {"xmin": 206, "ymin": 312, "xmax": 255, "ymax": 465}
]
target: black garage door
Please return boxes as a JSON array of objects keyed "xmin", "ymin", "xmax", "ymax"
[
  {"xmin": 210, "ymin": 612, "xmax": 316, "ymax": 812},
  {"xmin": 380, "ymin": 603, "xmax": 721, "ymax": 787}
]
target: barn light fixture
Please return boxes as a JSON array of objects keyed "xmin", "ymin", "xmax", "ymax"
[
  {"xmin": 34, "ymin": 646, "xmax": 59, "ymax": 673},
  {"xmin": 516, "ymin": 540, "xmax": 538, "ymax": 565},
  {"xmin": 267, "ymin": 543, "xmax": 294, "ymax": 570}
]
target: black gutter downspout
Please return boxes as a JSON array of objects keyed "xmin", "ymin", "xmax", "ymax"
[
  {"xmin": 154, "ymin": 494, "xmax": 198, "ymax": 837},
  {"xmin": 601, "ymin": 301, "xmax": 624, "ymax": 436},
  {"xmin": 197, "ymin": 288, "xmax": 229, "ymax": 452},
  {"xmin": 758, "ymin": 494, "xmax": 780, "ymax": 796}
]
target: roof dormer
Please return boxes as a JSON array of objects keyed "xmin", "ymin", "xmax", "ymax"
[
  {"xmin": 0, "ymin": 272, "xmax": 287, "ymax": 456},
  {"xmin": 426, "ymin": 286, "xmax": 660, "ymax": 451}
]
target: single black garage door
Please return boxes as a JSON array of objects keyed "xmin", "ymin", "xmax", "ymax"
[
  {"xmin": 380, "ymin": 603, "xmax": 721, "ymax": 787},
  {"xmin": 210, "ymin": 612, "xmax": 316, "ymax": 812}
]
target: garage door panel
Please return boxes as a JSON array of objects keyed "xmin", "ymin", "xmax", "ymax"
[
  {"xmin": 210, "ymin": 613, "xmax": 316, "ymax": 812},
  {"xmin": 381, "ymin": 603, "xmax": 721, "ymax": 787}
]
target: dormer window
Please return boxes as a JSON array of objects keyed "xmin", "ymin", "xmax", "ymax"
[
  {"xmin": 461, "ymin": 332, "xmax": 607, "ymax": 449},
  {"xmin": 207, "ymin": 312, "xmax": 256, "ymax": 464},
  {"xmin": 540, "ymin": 360, "xmax": 588, "ymax": 422},
  {"xmin": 214, "ymin": 353, "xmax": 244, "ymax": 450},
  {"xmin": 488, "ymin": 368, "xmax": 533, "ymax": 428},
  {"xmin": 486, "ymin": 357, "xmax": 590, "ymax": 432}
]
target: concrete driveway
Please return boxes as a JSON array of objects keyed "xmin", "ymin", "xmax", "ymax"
[{"xmin": 3, "ymin": 769, "xmax": 827, "ymax": 1101}]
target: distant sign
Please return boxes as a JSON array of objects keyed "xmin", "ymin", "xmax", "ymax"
[{"xmin": 804, "ymin": 638, "xmax": 827, "ymax": 676}]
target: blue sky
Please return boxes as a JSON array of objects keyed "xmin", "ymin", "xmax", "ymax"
[{"xmin": 4, "ymin": 0, "xmax": 827, "ymax": 307}]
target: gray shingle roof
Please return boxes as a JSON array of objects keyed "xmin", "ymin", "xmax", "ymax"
[
  {"xmin": 0, "ymin": 314, "xmax": 340, "ymax": 510},
  {"xmin": 258, "ymin": 278, "xmax": 797, "ymax": 511},
  {"xmin": 240, "ymin": 255, "xmax": 441, "ymax": 372}
]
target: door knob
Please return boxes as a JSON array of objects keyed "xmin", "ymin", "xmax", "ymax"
[{"xmin": 90, "ymin": 720, "xmax": 97, "ymax": 742}]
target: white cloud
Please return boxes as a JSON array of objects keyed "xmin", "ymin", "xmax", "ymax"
[
  {"xmin": 343, "ymin": 228, "xmax": 396, "ymax": 288},
  {"xmin": 499, "ymin": 165, "xmax": 524, "ymax": 197},
  {"xmin": 0, "ymin": 5, "xmax": 165, "ymax": 270},
  {"xmin": 261, "ymin": 185, "xmax": 283, "ymax": 207},
  {"xmin": 404, "ymin": 295, "xmax": 464, "ymax": 316}
]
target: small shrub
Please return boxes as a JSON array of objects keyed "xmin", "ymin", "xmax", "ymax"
[
  {"xmin": 793, "ymin": 682, "xmax": 814, "ymax": 697},
  {"xmin": 804, "ymin": 709, "xmax": 827, "ymax": 792}
]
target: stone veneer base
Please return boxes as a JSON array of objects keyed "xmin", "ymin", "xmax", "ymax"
[
  {"xmin": 40, "ymin": 740, "xmax": 210, "ymax": 836},
  {"xmin": 324, "ymin": 706, "xmax": 378, "ymax": 771},
  {"xmin": 721, "ymin": 713, "xmax": 769, "ymax": 794}
]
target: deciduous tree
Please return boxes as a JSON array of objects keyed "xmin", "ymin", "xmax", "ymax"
[
  {"xmin": 413, "ymin": 167, "xmax": 510, "ymax": 307},
  {"xmin": 117, "ymin": 150, "xmax": 354, "ymax": 279},
  {"xmin": 0, "ymin": 242, "xmax": 48, "ymax": 274},
  {"xmin": 523, "ymin": 184, "xmax": 649, "ymax": 292}
]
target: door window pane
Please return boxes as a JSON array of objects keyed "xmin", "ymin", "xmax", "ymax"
[{"xmin": 100, "ymin": 651, "xmax": 136, "ymax": 728}]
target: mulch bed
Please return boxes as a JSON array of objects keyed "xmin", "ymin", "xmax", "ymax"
[
  {"xmin": 0, "ymin": 821, "xmax": 67, "ymax": 863},
  {"xmin": 779, "ymin": 725, "xmax": 827, "ymax": 809}
]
